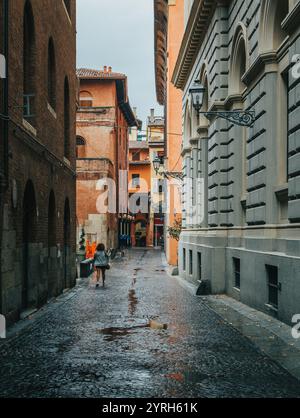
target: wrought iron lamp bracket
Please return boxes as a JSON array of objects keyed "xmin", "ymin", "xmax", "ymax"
[
  {"xmin": 199, "ymin": 110, "xmax": 255, "ymax": 127},
  {"xmin": 163, "ymin": 172, "xmax": 184, "ymax": 181}
]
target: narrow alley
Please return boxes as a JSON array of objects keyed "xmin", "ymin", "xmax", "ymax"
[{"xmin": 0, "ymin": 249, "xmax": 299, "ymax": 398}]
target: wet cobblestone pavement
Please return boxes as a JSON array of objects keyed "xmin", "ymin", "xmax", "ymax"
[{"xmin": 1, "ymin": 249, "xmax": 300, "ymax": 398}]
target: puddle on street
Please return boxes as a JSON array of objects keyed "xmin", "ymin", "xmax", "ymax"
[
  {"xmin": 98, "ymin": 320, "xmax": 169, "ymax": 341},
  {"xmin": 128, "ymin": 289, "xmax": 138, "ymax": 316},
  {"xmin": 165, "ymin": 371, "xmax": 209, "ymax": 384}
]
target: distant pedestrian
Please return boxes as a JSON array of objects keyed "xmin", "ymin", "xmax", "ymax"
[{"xmin": 93, "ymin": 243, "xmax": 110, "ymax": 287}]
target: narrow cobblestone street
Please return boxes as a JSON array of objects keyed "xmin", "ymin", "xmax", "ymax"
[{"xmin": 0, "ymin": 249, "xmax": 300, "ymax": 398}]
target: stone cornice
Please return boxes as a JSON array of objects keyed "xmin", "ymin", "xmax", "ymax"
[
  {"xmin": 154, "ymin": 0, "xmax": 168, "ymax": 105},
  {"xmin": 172, "ymin": 0, "xmax": 229, "ymax": 90},
  {"xmin": 242, "ymin": 52, "xmax": 279, "ymax": 86},
  {"xmin": 189, "ymin": 136, "xmax": 200, "ymax": 146},
  {"xmin": 181, "ymin": 145, "xmax": 191, "ymax": 157},
  {"xmin": 12, "ymin": 122, "xmax": 76, "ymax": 176},
  {"xmin": 197, "ymin": 125, "xmax": 209, "ymax": 136}
]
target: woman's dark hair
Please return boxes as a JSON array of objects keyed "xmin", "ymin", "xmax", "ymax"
[{"xmin": 97, "ymin": 243, "xmax": 105, "ymax": 252}]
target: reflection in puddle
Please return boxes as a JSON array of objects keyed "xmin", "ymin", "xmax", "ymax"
[
  {"xmin": 128, "ymin": 289, "xmax": 138, "ymax": 316},
  {"xmin": 98, "ymin": 325, "xmax": 148, "ymax": 341},
  {"xmin": 165, "ymin": 373, "xmax": 184, "ymax": 382},
  {"xmin": 165, "ymin": 371, "xmax": 209, "ymax": 383},
  {"xmin": 98, "ymin": 320, "xmax": 169, "ymax": 342}
]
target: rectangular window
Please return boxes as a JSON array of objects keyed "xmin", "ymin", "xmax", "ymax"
[
  {"xmin": 132, "ymin": 174, "xmax": 140, "ymax": 187},
  {"xmin": 132, "ymin": 152, "xmax": 140, "ymax": 161},
  {"xmin": 183, "ymin": 248, "xmax": 186, "ymax": 271},
  {"xmin": 189, "ymin": 250, "xmax": 193, "ymax": 275},
  {"xmin": 233, "ymin": 258, "xmax": 240, "ymax": 289},
  {"xmin": 266, "ymin": 265, "xmax": 279, "ymax": 309},
  {"xmin": 198, "ymin": 252, "xmax": 202, "ymax": 281}
]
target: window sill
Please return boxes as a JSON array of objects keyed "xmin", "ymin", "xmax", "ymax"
[
  {"xmin": 265, "ymin": 303, "xmax": 278, "ymax": 313},
  {"xmin": 233, "ymin": 287, "xmax": 241, "ymax": 293},
  {"xmin": 47, "ymin": 102, "xmax": 57, "ymax": 119},
  {"xmin": 22, "ymin": 119, "xmax": 37, "ymax": 137},
  {"xmin": 64, "ymin": 157, "xmax": 71, "ymax": 167},
  {"xmin": 274, "ymin": 184, "xmax": 288, "ymax": 202}
]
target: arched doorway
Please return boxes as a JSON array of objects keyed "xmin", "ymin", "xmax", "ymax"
[
  {"xmin": 63, "ymin": 198, "xmax": 71, "ymax": 289},
  {"xmin": 48, "ymin": 191, "xmax": 56, "ymax": 298},
  {"xmin": 22, "ymin": 180, "xmax": 37, "ymax": 310}
]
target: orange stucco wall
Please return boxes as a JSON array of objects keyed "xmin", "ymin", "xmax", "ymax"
[
  {"xmin": 76, "ymin": 77, "xmax": 130, "ymax": 248},
  {"xmin": 166, "ymin": 0, "xmax": 184, "ymax": 266}
]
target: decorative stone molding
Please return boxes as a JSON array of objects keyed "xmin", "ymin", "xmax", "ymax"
[
  {"xmin": 172, "ymin": 0, "xmax": 229, "ymax": 89},
  {"xmin": 181, "ymin": 145, "xmax": 192, "ymax": 157},
  {"xmin": 189, "ymin": 136, "xmax": 200, "ymax": 146}
]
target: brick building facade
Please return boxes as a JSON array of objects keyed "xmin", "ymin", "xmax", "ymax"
[
  {"xmin": 76, "ymin": 68, "xmax": 137, "ymax": 249},
  {"xmin": 0, "ymin": 0, "xmax": 77, "ymax": 324},
  {"xmin": 173, "ymin": 0, "xmax": 300, "ymax": 324}
]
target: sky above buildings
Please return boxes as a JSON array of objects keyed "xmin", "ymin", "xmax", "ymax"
[{"xmin": 76, "ymin": 0, "xmax": 164, "ymax": 128}]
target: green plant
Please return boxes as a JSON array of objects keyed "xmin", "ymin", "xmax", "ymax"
[
  {"xmin": 79, "ymin": 228, "xmax": 86, "ymax": 251},
  {"xmin": 167, "ymin": 219, "xmax": 182, "ymax": 242}
]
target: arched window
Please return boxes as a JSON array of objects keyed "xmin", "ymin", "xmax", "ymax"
[
  {"xmin": 76, "ymin": 136, "xmax": 86, "ymax": 158},
  {"xmin": 197, "ymin": 65, "xmax": 210, "ymax": 128},
  {"xmin": 229, "ymin": 25, "xmax": 248, "ymax": 95},
  {"xmin": 259, "ymin": 0, "xmax": 289, "ymax": 52},
  {"xmin": 64, "ymin": 77, "xmax": 70, "ymax": 159},
  {"xmin": 47, "ymin": 38, "xmax": 56, "ymax": 110},
  {"xmin": 79, "ymin": 91, "xmax": 93, "ymax": 107},
  {"xmin": 23, "ymin": 1, "xmax": 36, "ymax": 122},
  {"xmin": 183, "ymin": 102, "xmax": 192, "ymax": 147},
  {"xmin": 273, "ymin": 1, "xmax": 289, "ymax": 48}
]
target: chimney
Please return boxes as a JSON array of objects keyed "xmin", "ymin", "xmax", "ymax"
[
  {"xmin": 104, "ymin": 65, "xmax": 107, "ymax": 73},
  {"xmin": 150, "ymin": 108, "xmax": 155, "ymax": 121},
  {"xmin": 108, "ymin": 66, "xmax": 112, "ymax": 73}
]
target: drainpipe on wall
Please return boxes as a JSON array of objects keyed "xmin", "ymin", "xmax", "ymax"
[{"xmin": 0, "ymin": 0, "xmax": 9, "ymax": 314}]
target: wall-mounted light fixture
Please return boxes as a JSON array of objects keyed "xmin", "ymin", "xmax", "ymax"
[
  {"xmin": 152, "ymin": 156, "xmax": 183, "ymax": 181},
  {"xmin": 189, "ymin": 81, "xmax": 255, "ymax": 127}
]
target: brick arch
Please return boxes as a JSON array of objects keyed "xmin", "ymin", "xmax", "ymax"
[
  {"xmin": 79, "ymin": 90, "xmax": 93, "ymax": 107},
  {"xmin": 76, "ymin": 135, "xmax": 86, "ymax": 158}
]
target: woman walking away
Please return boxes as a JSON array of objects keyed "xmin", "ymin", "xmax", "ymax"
[{"xmin": 93, "ymin": 243, "xmax": 110, "ymax": 287}]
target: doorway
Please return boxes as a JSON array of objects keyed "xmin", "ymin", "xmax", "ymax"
[{"xmin": 22, "ymin": 180, "xmax": 37, "ymax": 311}]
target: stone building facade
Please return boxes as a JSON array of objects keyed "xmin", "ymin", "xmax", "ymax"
[
  {"xmin": 129, "ymin": 138, "xmax": 152, "ymax": 247},
  {"xmin": 147, "ymin": 110, "xmax": 165, "ymax": 247},
  {"xmin": 76, "ymin": 67, "xmax": 137, "ymax": 250},
  {"xmin": 173, "ymin": 0, "xmax": 300, "ymax": 324},
  {"xmin": 0, "ymin": 0, "xmax": 77, "ymax": 324}
]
